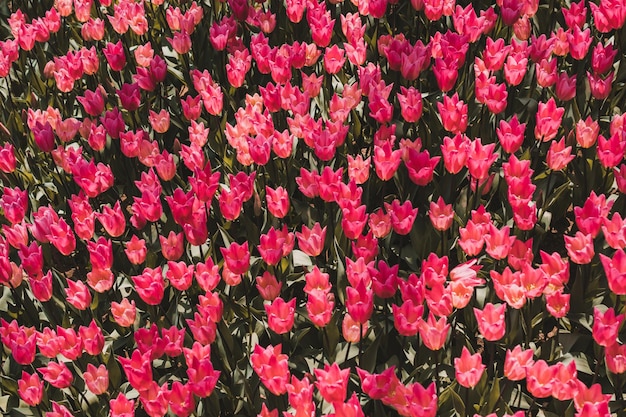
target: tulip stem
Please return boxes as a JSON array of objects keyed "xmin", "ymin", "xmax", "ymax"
[
  {"xmin": 591, "ymin": 347, "xmax": 605, "ymax": 386},
  {"xmin": 435, "ymin": 348, "xmax": 442, "ymax": 395},
  {"xmin": 358, "ymin": 322, "xmax": 363, "ymax": 367},
  {"xmin": 524, "ymin": 300, "xmax": 532, "ymax": 347},
  {"xmin": 440, "ymin": 230, "xmax": 447, "ymax": 257}
]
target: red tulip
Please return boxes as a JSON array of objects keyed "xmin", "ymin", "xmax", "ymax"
[
  {"xmin": 38, "ymin": 361, "xmax": 73, "ymax": 389},
  {"xmin": 306, "ymin": 289, "xmax": 334, "ymax": 327},
  {"xmin": 83, "ymin": 363, "xmax": 108, "ymax": 395},
  {"xmin": 119, "ymin": 349, "xmax": 153, "ymax": 392},
  {"xmin": 186, "ymin": 309, "xmax": 217, "ymax": 345},
  {"xmin": 103, "ymin": 40, "xmax": 126, "ymax": 71},
  {"xmin": 265, "ymin": 297, "xmax": 296, "ymax": 334},
  {"xmin": 404, "ymin": 148, "xmax": 440, "ymax": 186},
  {"xmin": 454, "ymin": 346, "xmax": 486, "ymax": 388},
  {"xmin": 220, "ymin": 241, "xmax": 250, "ymax": 275},
  {"xmin": 601, "ymin": 212, "xmax": 626, "ymax": 250},
  {"xmin": 593, "ymin": 307, "xmax": 624, "ymax": 347},
  {"xmin": 555, "ymin": 71, "xmax": 577, "ymax": 101},
  {"xmin": 191, "ymin": 260, "xmax": 218, "ymax": 293},
  {"xmin": 139, "ymin": 381, "xmax": 170, "ymax": 417},
  {"xmin": 100, "ymin": 110, "xmax": 124, "ymax": 140},
  {"xmin": 169, "ymin": 381, "xmax": 196, "ymax": 417},
  {"xmin": 166, "ymin": 261, "xmax": 194, "ymax": 291},
  {"xmin": 109, "ymin": 393, "xmax": 135, "ymax": 417},
  {"xmin": 605, "ymin": 342, "xmax": 626, "ymax": 374},
  {"xmin": 132, "ymin": 266, "xmax": 165, "ymax": 305},
  {"xmin": 597, "ymin": 132, "xmax": 626, "ymax": 168},
  {"xmin": 565, "ymin": 231, "xmax": 595, "ymax": 264},
  {"xmin": 0, "ymin": 143, "xmax": 16, "ymax": 173},
  {"xmin": 563, "ymin": 0, "xmax": 587, "ymax": 28},
  {"xmin": 88, "ymin": 236, "xmax": 113, "ymax": 270},
  {"xmin": 125, "ymin": 235, "xmax": 147, "ymax": 265},
  {"xmin": 57, "ymin": 326, "xmax": 82, "ymax": 361},
  {"xmin": 96, "ymin": 201, "xmax": 126, "ymax": 238},
  {"xmin": 546, "ymin": 136, "xmax": 575, "ymax": 171},
  {"xmin": 346, "ymin": 279, "xmax": 373, "ymax": 323},
  {"xmin": 567, "ymin": 25, "xmax": 592, "ymax": 60},
  {"xmin": 160, "ymin": 231, "xmax": 184, "ymax": 261},
  {"xmin": 504, "ymin": 345, "xmax": 534, "ymax": 381},
  {"xmin": 441, "ymin": 133, "xmax": 470, "ymax": 174},
  {"xmin": 36, "ymin": 327, "xmax": 61, "ymax": 359},
  {"xmin": 535, "ymin": 98, "xmax": 564, "ymax": 142},
  {"xmin": 418, "ymin": 312, "xmax": 450, "ymax": 350},
  {"xmin": 341, "ymin": 205, "xmax": 367, "ymax": 240},
  {"xmin": 71, "ymin": 159, "xmax": 115, "ymax": 198},
  {"xmin": 393, "ymin": 300, "xmax": 423, "ymax": 336},
  {"xmin": 254, "ymin": 271, "xmax": 281, "ymax": 301},
  {"xmin": 504, "ymin": 52, "xmax": 528, "ymax": 86},
  {"xmin": 79, "ymin": 319, "xmax": 104, "ymax": 356},
  {"xmin": 29, "ymin": 270, "xmax": 53, "ymax": 301},
  {"xmin": 17, "ymin": 371, "xmax": 43, "ymax": 406},
  {"xmin": 77, "ymin": 86, "xmax": 105, "ymax": 116},
  {"xmin": 527, "ymin": 360, "xmax": 556, "ymax": 398},
  {"xmin": 1, "ymin": 187, "xmax": 27, "ymax": 225},
  {"xmin": 65, "ymin": 278, "xmax": 92, "ymax": 310},
  {"xmin": 9, "ymin": 328, "xmax": 36, "ymax": 365},
  {"xmin": 314, "ymin": 362, "xmax": 349, "ymax": 403},
  {"xmin": 251, "ymin": 343, "xmax": 290, "ymax": 395},
  {"xmin": 373, "ymin": 141, "xmax": 401, "ymax": 181},
  {"xmin": 474, "ymin": 303, "xmax": 507, "ymax": 341},
  {"xmin": 111, "ymin": 298, "xmax": 136, "ymax": 327},
  {"xmin": 458, "ymin": 220, "xmax": 485, "ymax": 256}
]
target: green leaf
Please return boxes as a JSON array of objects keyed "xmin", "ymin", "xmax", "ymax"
[{"xmin": 291, "ymin": 250, "xmax": 312, "ymax": 267}]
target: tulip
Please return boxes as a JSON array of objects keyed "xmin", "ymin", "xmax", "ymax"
[
  {"xmin": 38, "ymin": 361, "xmax": 73, "ymax": 389},
  {"xmin": 597, "ymin": 132, "xmax": 626, "ymax": 168},
  {"xmin": 564, "ymin": 232, "xmax": 595, "ymax": 264},
  {"xmin": 132, "ymin": 267, "xmax": 165, "ymax": 305},
  {"xmin": 265, "ymin": 297, "xmax": 296, "ymax": 334},
  {"xmin": 251, "ymin": 344, "xmax": 290, "ymax": 395},
  {"xmin": 504, "ymin": 345, "xmax": 535, "ymax": 381},
  {"xmin": 441, "ymin": 133, "xmax": 470, "ymax": 174},
  {"xmin": 527, "ymin": 360, "xmax": 556, "ymax": 398},
  {"xmin": 83, "ymin": 364, "xmax": 108, "ymax": 395},
  {"xmin": 546, "ymin": 137, "xmax": 575, "ymax": 171},
  {"xmin": 563, "ymin": 0, "xmax": 587, "ymax": 28},
  {"xmin": 314, "ymin": 362, "xmax": 349, "ymax": 403},
  {"xmin": 65, "ymin": 278, "xmax": 92, "ymax": 311},
  {"xmin": 111, "ymin": 298, "xmax": 137, "ymax": 327},
  {"xmin": 593, "ymin": 307, "xmax": 625, "ymax": 347},
  {"xmin": 169, "ymin": 381, "xmax": 196, "ymax": 417},
  {"xmin": 109, "ymin": 393, "xmax": 135, "ymax": 417},
  {"xmin": 393, "ymin": 300, "xmax": 423, "ymax": 336},
  {"xmin": 567, "ymin": 25, "xmax": 592, "ymax": 60},
  {"xmin": 591, "ymin": 41, "xmax": 618, "ymax": 74},
  {"xmin": 386, "ymin": 199, "xmax": 418, "ymax": 236},
  {"xmin": 418, "ymin": 312, "xmax": 450, "ymax": 350},
  {"xmin": 474, "ymin": 303, "xmax": 507, "ymax": 341},
  {"xmin": 454, "ymin": 346, "xmax": 486, "ymax": 388},
  {"xmin": 17, "ymin": 371, "xmax": 43, "ymax": 406},
  {"xmin": 102, "ymin": 40, "xmax": 126, "ymax": 71},
  {"xmin": 458, "ymin": 220, "xmax": 485, "ymax": 256},
  {"xmin": 438, "ymin": 93, "xmax": 468, "ymax": 134}
]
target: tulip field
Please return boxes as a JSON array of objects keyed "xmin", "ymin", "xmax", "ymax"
[{"xmin": 1, "ymin": 0, "xmax": 626, "ymax": 416}]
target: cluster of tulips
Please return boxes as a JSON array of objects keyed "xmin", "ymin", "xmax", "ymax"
[{"xmin": 1, "ymin": 0, "xmax": 626, "ymax": 416}]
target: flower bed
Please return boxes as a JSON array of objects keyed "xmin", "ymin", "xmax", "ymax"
[{"xmin": 0, "ymin": 0, "xmax": 625, "ymax": 417}]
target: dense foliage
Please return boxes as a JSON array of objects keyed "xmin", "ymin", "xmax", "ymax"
[{"xmin": 1, "ymin": 0, "xmax": 626, "ymax": 416}]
